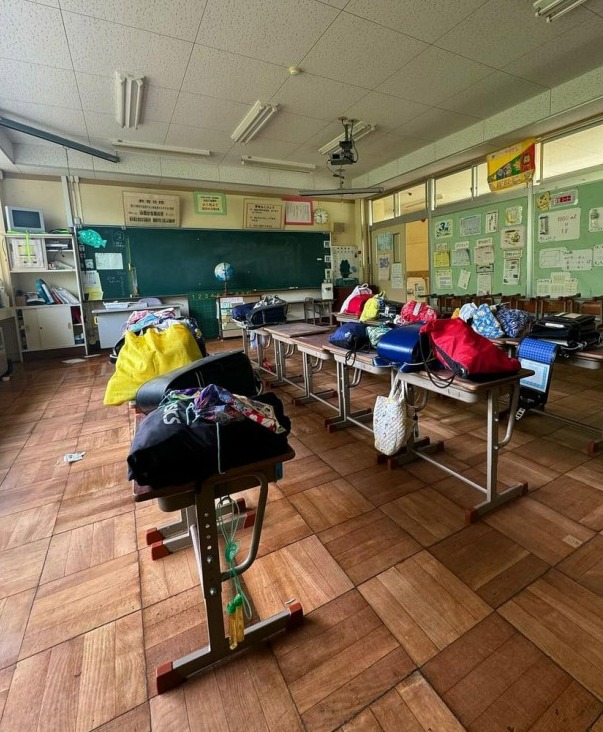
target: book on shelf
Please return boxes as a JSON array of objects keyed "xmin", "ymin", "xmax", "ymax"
[{"xmin": 50, "ymin": 286, "xmax": 79, "ymax": 305}]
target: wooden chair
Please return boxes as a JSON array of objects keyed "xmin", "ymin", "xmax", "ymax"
[{"xmin": 568, "ymin": 297, "xmax": 603, "ymax": 322}]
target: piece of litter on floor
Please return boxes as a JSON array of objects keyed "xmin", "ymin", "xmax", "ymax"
[
  {"xmin": 64, "ymin": 452, "xmax": 85, "ymax": 463},
  {"xmin": 62, "ymin": 358, "xmax": 86, "ymax": 364}
]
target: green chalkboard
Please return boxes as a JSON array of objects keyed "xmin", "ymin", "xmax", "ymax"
[
  {"xmin": 431, "ymin": 195, "xmax": 528, "ymax": 297},
  {"xmin": 80, "ymin": 226, "xmax": 328, "ymax": 299},
  {"xmin": 79, "ymin": 227, "xmax": 131, "ymax": 299}
]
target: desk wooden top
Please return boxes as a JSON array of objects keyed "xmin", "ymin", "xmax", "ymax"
[
  {"xmin": 323, "ymin": 343, "xmax": 391, "ymax": 374},
  {"xmin": 260, "ymin": 323, "xmax": 333, "ymax": 339},
  {"xmin": 395, "ymin": 367, "xmax": 533, "ymax": 404},
  {"xmin": 293, "ymin": 332, "xmax": 334, "ymax": 358}
]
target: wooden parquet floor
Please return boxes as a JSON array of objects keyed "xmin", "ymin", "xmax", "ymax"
[{"xmin": 1, "ymin": 338, "xmax": 603, "ymax": 731}]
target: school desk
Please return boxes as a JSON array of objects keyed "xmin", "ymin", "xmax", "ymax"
[
  {"xmin": 134, "ymin": 449, "xmax": 302, "ymax": 693},
  {"xmin": 388, "ymin": 368, "xmax": 533, "ymax": 523}
]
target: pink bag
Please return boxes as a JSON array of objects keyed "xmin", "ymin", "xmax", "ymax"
[{"xmin": 400, "ymin": 300, "xmax": 437, "ymax": 324}]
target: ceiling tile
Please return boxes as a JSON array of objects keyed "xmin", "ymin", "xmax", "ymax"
[
  {"xmin": 394, "ymin": 107, "xmax": 478, "ymax": 142},
  {"xmin": 160, "ymin": 158, "xmax": 224, "ymax": 183},
  {"xmin": 59, "ymin": 0, "xmax": 208, "ymax": 41},
  {"xmin": 62, "ymin": 12, "xmax": 193, "ymax": 89},
  {"xmin": 93, "ymin": 151, "xmax": 162, "ymax": 175},
  {"xmin": 256, "ymin": 111, "xmax": 328, "ymax": 144},
  {"xmin": 0, "ymin": 99, "xmax": 88, "ymax": 140},
  {"xmin": 0, "ymin": 59, "xmax": 81, "ymax": 108},
  {"xmin": 319, "ymin": 0, "xmax": 348, "ymax": 7},
  {"xmin": 439, "ymin": 71, "xmax": 547, "ymax": 119},
  {"xmin": 85, "ymin": 112, "xmax": 169, "ymax": 144},
  {"xmin": 172, "ymin": 93, "xmax": 251, "ymax": 131},
  {"xmin": 483, "ymin": 92, "xmax": 550, "ymax": 140},
  {"xmin": 182, "ymin": 46, "xmax": 289, "ymax": 103},
  {"xmin": 164, "ymin": 124, "xmax": 235, "ymax": 153},
  {"xmin": 14, "ymin": 143, "xmax": 94, "ymax": 170},
  {"xmin": 503, "ymin": 15, "xmax": 603, "ymax": 88},
  {"xmin": 227, "ymin": 138, "xmax": 300, "ymax": 159},
  {"xmin": 196, "ymin": 0, "xmax": 339, "ymax": 66},
  {"xmin": 301, "ymin": 12, "xmax": 426, "ymax": 88},
  {"xmin": 436, "ymin": 0, "xmax": 592, "ymax": 69},
  {"xmin": 0, "ymin": 0, "xmax": 72, "ymax": 68},
  {"xmin": 345, "ymin": 0, "xmax": 487, "ymax": 43},
  {"xmin": 76, "ymin": 72, "xmax": 179, "ymax": 123},
  {"xmin": 377, "ymin": 46, "xmax": 492, "ymax": 106},
  {"xmin": 343, "ymin": 91, "xmax": 428, "ymax": 131},
  {"xmin": 272, "ymin": 74, "xmax": 367, "ymax": 120}
]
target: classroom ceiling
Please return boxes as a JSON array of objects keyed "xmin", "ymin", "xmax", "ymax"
[{"xmin": 3, "ymin": 0, "xmax": 603, "ymax": 192}]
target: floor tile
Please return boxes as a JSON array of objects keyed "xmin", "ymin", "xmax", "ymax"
[
  {"xmin": 276, "ymin": 455, "xmax": 339, "ymax": 496},
  {"xmin": 20, "ymin": 553, "xmax": 140, "ymax": 658},
  {"xmin": 319, "ymin": 441, "xmax": 380, "ymax": 476},
  {"xmin": 0, "ymin": 538, "xmax": 49, "ymax": 600},
  {"xmin": 557, "ymin": 534, "xmax": 603, "ymax": 596},
  {"xmin": 0, "ymin": 503, "xmax": 59, "ymax": 551},
  {"xmin": 423, "ymin": 613, "xmax": 602, "ymax": 730},
  {"xmin": 289, "ymin": 478, "xmax": 373, "ymax": 532},
  {"xmin": 360, "ymin": 551, "xmax": 491, "ymax": 666},
  {"xmin": 345, "ymin": 463, "xmax": 424, "ymax": 506},
  {"xmin": 532, "ymin": 475, "xmax": 603, "ymax": 531}
]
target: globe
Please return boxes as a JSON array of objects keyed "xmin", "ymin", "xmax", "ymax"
[{"xmin": 214, "ymin": 262, "xmax": 234, "ymax": 292}]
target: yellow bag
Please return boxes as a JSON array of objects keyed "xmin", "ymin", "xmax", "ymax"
[
  {"xmin": 451, "ymin": 307, "xmax": 461, "ymax": 319},
  {"xmin": 360, "ymin": 292, "xmax": 384, "ymax": 322},
  {"xmin": 104, "ymin": 324, "xmax": 202, "ymax": 406}
]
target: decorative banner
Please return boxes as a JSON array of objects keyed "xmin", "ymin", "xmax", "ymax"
[
  {"xmin": 123, "ymin": 192, "xmax": 180, "ymax": 226},
  {"xmin": 194, "ymin": 191, "xmax": 227, "ymax": 215},
  {"xmin": 487, "ymin": 138, "xmax": 536, "ymax": 192}
]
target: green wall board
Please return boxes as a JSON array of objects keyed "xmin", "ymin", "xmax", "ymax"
[{"xmin": 431, "ymin": 195, "xmax": 528, "ymax": 297}]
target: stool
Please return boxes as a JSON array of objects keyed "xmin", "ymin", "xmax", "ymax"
[{"xmin": 133, "ymin": 449, "xmax": 302, "ymax": 693}]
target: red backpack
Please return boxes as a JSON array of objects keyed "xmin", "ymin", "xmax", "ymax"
[
  {"xmin": 420, "ymin": 318, "xmax": 520, "ymax": 381},
  {"xmin": 345, "ymin": 294, "xmax": 373, "ymax": 316}
]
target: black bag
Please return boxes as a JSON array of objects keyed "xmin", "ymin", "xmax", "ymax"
[
  {"xmin": 135, "ymin": 350, "xmax": 261, "ymax": 414},
  {"xmin": 128, "ymin": 392, "xmax": 291, "ymax": 489},
  {"xmin": 246, "ymin": 296, "xmax": 287, "ymax": 328},
  {"xmin": 529, "ymin": 313, "xmax": 600, "ymax": 351},
  {"xmin": 232, "ymin": 302, "xmax": 256, "ymax": 323}
]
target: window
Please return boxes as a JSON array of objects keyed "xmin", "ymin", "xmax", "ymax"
[
  {"xmin": 435, "ymin": 168, "xmax": 472, "ymax": 207},
  {"xmin": 397, "ymin": 183, "xmax": 426, "ymax": 216},
  {"xmin": 542, "ymin": 124, "xmax": 603, "ymax": 179},
  {"xmin": 371, "ymin": 194, "xmax": 395, "ymax": 223}
]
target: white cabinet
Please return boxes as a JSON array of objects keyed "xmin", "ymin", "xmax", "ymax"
[
  {"xmin": 2, "ymin": 233, "xmax": 87, "ymax": 354},
  {"xmin": 21, "ymin": 306, "xmax": 75, "ymax": 350}
]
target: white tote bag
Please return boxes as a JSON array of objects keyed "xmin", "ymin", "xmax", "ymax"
[
  {"xmin": 340, "ymin": 283, "xmax": 373, "ymax": 314},
  {"xmin": 373, "ymin": 381, "xmax": 414, "ymax": 456}
]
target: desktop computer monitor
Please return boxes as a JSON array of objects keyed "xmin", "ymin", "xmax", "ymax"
[{"xmin": 4, "ymin": 206, "xmax": 46, "ymax": 233}]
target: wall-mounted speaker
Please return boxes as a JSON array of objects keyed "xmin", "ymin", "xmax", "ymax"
[{"xmin": 332, "ymin": 222, "xmax": 345, "ymax": 233}]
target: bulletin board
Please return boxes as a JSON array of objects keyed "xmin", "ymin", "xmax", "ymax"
[
  {"xmin": 431, "ymin": 195, "xmax": 528, "ymax": 296},
  {"xmin": 533, "ymin": 181, "xmax": 603, "ymax": 297}
]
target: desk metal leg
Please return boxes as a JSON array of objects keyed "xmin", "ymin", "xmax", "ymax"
[
  {"xmin": 155, "ymin": 471, "xmax": 303, "ymax": 693},
  {"xmin": 292, "ymin": 352, "xmax": 336, "ymax": 407},
  {"xmin": 387, "ymin": 383, "xmax": 527, "ymax": 523},
  {"xmin": 325, "ymin": 361, "xmax": 372, "ymax": 432}
]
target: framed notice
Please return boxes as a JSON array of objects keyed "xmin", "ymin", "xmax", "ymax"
[
  {"xmin": 194, "ymin": 191, "xmax": 226, "ymax": 215},
  {"xmin": 244, "ymin": 199, "xmax": 284, "ymax": 230},
  {"xmin": 283, "ymin": 197, "xmax": 312, "ymax": 225},
  {"xmin": 123, "ymin": 192, "xmax": 180, "ymax": 227}
]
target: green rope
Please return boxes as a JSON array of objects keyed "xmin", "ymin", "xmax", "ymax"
[{"xmin": 217, "ymin": 497, "xmax": 252, "ymax": 620}]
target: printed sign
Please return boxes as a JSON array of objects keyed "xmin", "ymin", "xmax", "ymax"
[
  {"xmin": 194, "ymin": 192, "xmax": 227, "ymax": 215},
  {"xmin": 243, "ymin": 200, "xmax": 284, "ymax": 229},
  {"xmin": 123, "ymin": 192, "xmax": 180, "ymax": 226},
  {"xmin": 487, "ymin": 139, "xmax": 536, "ymax": 192}
]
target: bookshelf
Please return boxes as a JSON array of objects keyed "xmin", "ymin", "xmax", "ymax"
[{"xmin": 3, "ymin": 233, "xmax": 87, "ymax": 355}]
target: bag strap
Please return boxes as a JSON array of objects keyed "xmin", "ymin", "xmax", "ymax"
[{"xmin": 420, "ymin": 336, "xmax": 457, "ymax": 389}]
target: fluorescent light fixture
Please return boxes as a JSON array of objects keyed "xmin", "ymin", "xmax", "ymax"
[
  {"xmin": 115, "ymin": 72, "xmax": 145, "ymax": 129},
  {"xmin": 533, "ymin": 0, "xmax": 588, "ymax": 20},
  {"xmin": 298, "ymin": 187, "xmax": 384, "ymax": 198},
  {"xmin": 318, "ymin": 121, "xmax": 376, "ymax": 156},
  {"xmin": 241, "ymin": 156, "xmax": 316, "ymax": 173},
  {"xmin": 113, "ymin": 140, "xmax": 211, "ymax": 157},
  {"xmin": 231, "ymin": 100, "xmax": 279, "ymax": 144}
]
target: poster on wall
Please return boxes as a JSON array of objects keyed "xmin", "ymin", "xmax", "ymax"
[
  {"xmin": 391, "ymin": 262, "xmax": 404, "ymax": 289},
  {"xmin": 588, "ymin": 208, "xmax": 603, "ymax": 232},
  {"xmin": 433, "ymin": 249, "xmax": 450, "ymax": 268},
  {"xmin": 376, "ymin": 232, "xmax": 394, "ymax": 251},
  {"xmin": 123, "ymin": 192, "xmax": 180, "ymax": 226},
  {"xmin": 593, "ymin": 244, "xmax": 603, "ymax": 266},
  {"xmin": 194, "ymin": 191, "xmax": 227, "ymax": 215},
  {"xmin": 435, "ymin": 269, "xmax": 453, "ymax": 289},
  {"xmin": 477, "ymin": 272, "xmax": 492, "ymax": 295},
  {"xmin": 331, "ymin": 245, "xmax": 360, "ymax": 285},
  {"xmin": 459, "ymin": 215, "xmax": 481, "ymax": 236},
  {"xmin": 537, "ymin": 208, "xmax": 581, "ymax": 243},
  {"xmin": 378, "ymin": 254, "xmax": 391, "ymax": 280},
  {"xmin": 503, "ymin": 258, "xmax": 520, "ymax": 285},
  {"xmin": 501, "ymin": 226, "xmax": 525, "ymax": 249},
  {"xmin": 457, "ymin": 269, "xmax": 471, "ymax": 290},
  {"xmin": 485, "ymin": 211, "xmax": 498, "ymax": 233},
  {"xmin": 243, "ymin": 200, "xmax": 284, "ymax": 229},
  {"xmin": 434, "ymin": 219, "xmax": 452, "ymax": 238}
]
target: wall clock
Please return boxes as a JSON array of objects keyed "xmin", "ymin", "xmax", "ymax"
[{"xmin": 314, "ymin": 208, "xmax": 329, "ymax": 225}]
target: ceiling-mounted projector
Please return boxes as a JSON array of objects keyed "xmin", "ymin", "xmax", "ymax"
[{"xmin": 327, "ymin": 118, "xmax": 359, "ymax": 167}]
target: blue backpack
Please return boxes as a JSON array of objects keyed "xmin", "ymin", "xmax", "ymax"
[{"xmin": 328, "ymin": 322, "xmax": 369, "ymax": 350}]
